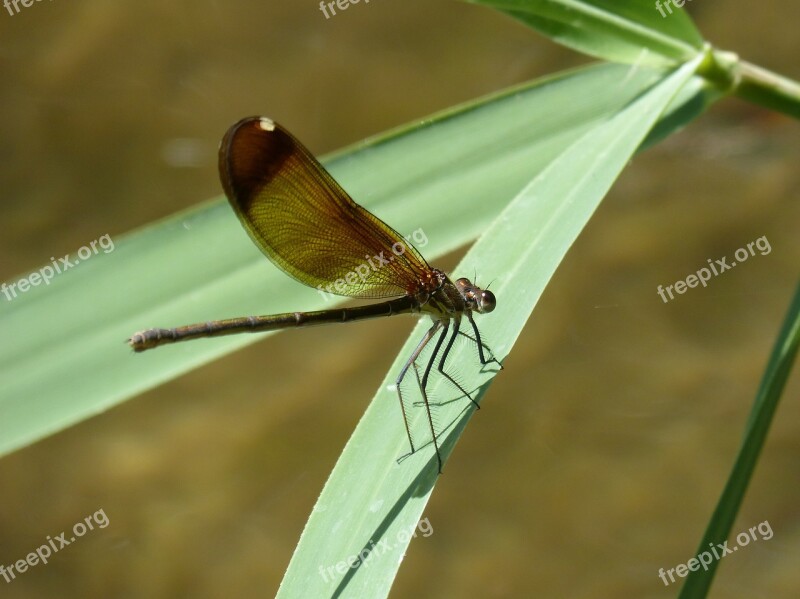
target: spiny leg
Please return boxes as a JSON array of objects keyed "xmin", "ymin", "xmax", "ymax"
[
  {"xmin": 396, "ymin": 320, "xmax": 441, "ymax": 458},
  {"xmin": 465, "ymin": 311, "xmax": 503, "ymax": 369},
  {"xmin": 456, "ymin": 329, "xmax": 491, "ymax": 356},
  {"xmin": 436, "ymin": 317, "xmax": 480, "ymax": 410},
  {"xmin": 418, "ymin": 320, "xmax": 452, "ymax": 474}
]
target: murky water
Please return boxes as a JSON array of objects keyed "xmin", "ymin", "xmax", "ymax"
[{"xmin": 1, "ymin": 1, "xmax": 798, "ymax": 597}]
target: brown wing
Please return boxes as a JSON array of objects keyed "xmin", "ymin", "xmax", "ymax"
[{"xmin": 219, "ymin": 117, "xmax": 431, "ymax": 299}]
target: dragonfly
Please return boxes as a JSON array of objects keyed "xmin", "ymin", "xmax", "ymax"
[{"xmin": 129, "ymin": 116, "xmax": 501, "ymax": 472}]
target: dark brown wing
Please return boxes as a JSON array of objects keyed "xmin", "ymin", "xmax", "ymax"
[{"xmin": 219, "ymin": 117, "xmax": 431, "ymax": 299}]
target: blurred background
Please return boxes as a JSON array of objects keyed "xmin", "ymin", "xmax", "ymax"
[{"xmin": 0, "ymin": 1, "xmax": 798, "ymax": 597}]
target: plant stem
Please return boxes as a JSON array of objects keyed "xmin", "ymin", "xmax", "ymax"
[
  {"xmin": 734, "ymin": 60, "xmax": 800, "ymax": 119},
  {"xmin": 698, "ymin": 46, "xmax": 800, "ymax": 119}
]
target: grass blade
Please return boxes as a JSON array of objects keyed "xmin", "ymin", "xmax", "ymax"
[
  {"xmin": 468, "ymin": 0, "xmax": 704, "ymax": 66},
  {"xmin": 679, "ymin": 281, "xmax": 800, "ymax": 598},
  {"xmin": 277, "ymin": 55, "xmax": 703, "ymax": 599},
  {"xmin": 0, "ymin": 62, "xmax": 712, "ymax": 458}
]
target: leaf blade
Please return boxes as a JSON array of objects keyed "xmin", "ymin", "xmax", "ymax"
[
  {"xmin": 0, "ymin": 62, "xmax": 713, "ymax": 458},
  {"xmin": 468, "ymin": 0, "xmax": 704, "ymax": 66},
  {"xmin": 276, "ymin": 55, "xmax": 704, "ymax": 599}
]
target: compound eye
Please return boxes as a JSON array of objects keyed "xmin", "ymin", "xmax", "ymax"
[{"xmin": 479, "ymin": 290, "xmax": 496, "ymax": 313}]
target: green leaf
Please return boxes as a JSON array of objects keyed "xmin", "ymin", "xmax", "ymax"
[
  {"xmin": 276, "ymin": 55, "xmax": 703, "ymax": 599},
  {"xmin": 468, "ymin": 0, "xmax": 704, "ymax": 66},
  {"xmin": 0, "ymin": 61, "xmax": 714, "ymax": 458},
  {"xmin": 679, "ymin": 281, "xmax": 800, "ymax": 598}
]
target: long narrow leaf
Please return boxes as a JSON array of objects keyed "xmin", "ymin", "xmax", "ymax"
[
  {"xmin": 277, "ymin": 55, "xmax": 704, "ymax": 599},
  {"xmin": 679, "ymin": 281, "xmax": 800, "ymax": 598},
  {"xmin": 468, "ymin": 0, "xmax": 704, "ymax": 66},
  {"xmin": 0, "ymin": 62, "xmax": 714, "ymax": 458}
]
